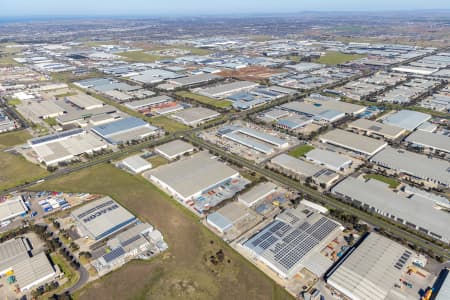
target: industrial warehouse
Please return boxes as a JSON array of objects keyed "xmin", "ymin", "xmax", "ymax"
[
  {"xmin": 0, "ymin": 196, "xmax": 28, "ymax": 223},
  {"xmin": 325, "ymin": 233, "xmax": 432, "ymax": 300},
  {"xmin": 348, "ymin": 118, "xmax": 406, "ymax": 140},
  {"xmin": 154, "ymin": 139, "xmax": 195, "ymax": 160},
  {"xmin": 270, "ymin": 154, "xmax": 340, "ymax": 187},
  {"xmin": 91, "ymin": 117, "xmax": 160, "ymax": 144},
  {"xmin": 0, "ymin": 238, "xmax": 57, "ymax": 293},
  {"xmin": 241, "ymin": 205, "xmax": 343, "ymax": 279},
  {"xmin": 71, "ymin": 196, "xmax": 137, "ymax": 240},
  {"xmin": 28, "ymin": 129, "xmax": 107, "ymax": 166},
  {"xmin": 331, "ymin": 176, "xmax": 450, "ymax": 242},
  {"xmin": 319, "ymin": 129, "xmax": 388, "ymax": 157},
  {"xmin": 170, "ymin": 107, "xmax": 220, "ymax": 126},
  {"xmin": 144, "ymin": 151, "xmax": 247, "ymax": 213},
  {"xmin": 370, "ymin": 146, "xmax": 450, "ymax": 187}
]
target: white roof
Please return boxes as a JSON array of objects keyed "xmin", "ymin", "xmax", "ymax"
[
  {"xmin": 320, "ymin": 129, "xmax": 387, "ymax": 156},
  {"xmin": 0, "ymin": 197, "xmax": 28, "ymax": 222},
  {"xmin": 147, "ymin": 151, "xmax": 239, "ymax": 200},
  {"xmin": 155, "ymin": 140, "xmax": 194, "ymax": 159}
]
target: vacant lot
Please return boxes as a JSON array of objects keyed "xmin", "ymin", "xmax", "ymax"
[
  {"xmin": 0, "ymin": 130, "xmax": 31, "ymax": 149},
  {"xmin": 314, "ymin": 51, "xmax": 366, "ymax": 65},
  {"xmin": 147, "ymin": 155, "xmax": 168, "ymax": 169},
  {"xmin": 288, "ymin": 144, "xmax": 314, "ymax": 158},
  {"xmin": 364, "ymin": 174, "xmax": 400, "ymax": 189},
  {"xmin": 33, "ymin": 164, "xmax": 292, "ymax": 300},
  {"xmin": 0, "ymin": 130, "xmax": 48, "ymax": 191},
  {"xmin": 149, "ymin": 115, "xmax": 189, "ymax": 133},
  {"xmin": 176, "ymin": 91, "xmax": 232, "ymax": 109}
]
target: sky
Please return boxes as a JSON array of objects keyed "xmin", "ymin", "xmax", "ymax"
[{"xmin": 1, "ymin": 0, "xmax": 450, "ymax": 17}]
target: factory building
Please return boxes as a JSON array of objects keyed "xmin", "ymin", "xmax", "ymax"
[
  {"xmin": 71, "ymin": 196, "xmax": 137, "ymax": 240},
  {"xmin": 370, "ymin": 147, "xmax": 450, "ymax": 187},
  {"xmin": 304, "ymin": 148, "xmax": 353, "ymax": 172},
  {"xmin": 91, "ymin": 222, "xmax": 167, "ymax": 276},
  {"xmin": 171, "ymin": 107, "xmax": 220, "ymax": 127},
  {"xmin": 241, "ymin": 205, "xmax": 343, "ymax": 279},
  {"xmin": 145, "ymin": 151, "xmax": 239, "ymax": 203},
  {"xmin": 325, "ymin": 233, "xmax": 419, "ymax": 300},
  {"xmin": 332, "ymin": 177, "xmax": 450, "ymax": 242},
  {"xmin": 238, "ymin": 182, "xmax": 278, "ymax": 207},
  {"xmin": 319, "ymin": 129, "xmax": 387, "ymax": 157},
  {"xmin": 91, "ymin": 117, "xmax": 159, "ymax": 144},
  {"xmin": 0, "ymin": 196, "xmax": 28, "ymax": 222},
  {"xmin": 154, "ymin": 140, "xmax": 194, "ymax": 160},
  {"xmin": 196, "ymin": 81, "xmax": 259, "ymax": 98},
  {"xmin": 270, "ymin": 154, "xmax": 340, "ymax": 187},
  {"xmin": 65, "ymin": 94, "xmax": 104, "ymax": 110},
  {"xmin": 121, "ymin": 155, "xmax": 152, "ymax": 174},
  {"xmin": 405, "ymin": 130, "xmax": 450, "ymax": 154},
  {"xmin": 0, "ymin": 238, "xmax": 57, "ymax": 292},
  {"xmin": 348, "ymin": 118, "xmax": 406, "ymax": 140},
  {"xmin": 383, "ymin": 110, "xmax": 431, "ymax": 131}
]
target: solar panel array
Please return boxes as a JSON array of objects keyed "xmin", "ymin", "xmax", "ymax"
[
  {"xmin": 103, "ymin": 246, "xmax": 125, "ymax": 263},
  {"xmin": 244, "ymin": 213, "xmax": 339, "ymax": 275},
  {"xmin": 29, "ymin": 128, "xmax": 84, "ymax": 145}
]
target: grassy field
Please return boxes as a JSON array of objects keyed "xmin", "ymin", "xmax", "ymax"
[
  {"xmin": 314, "ymin": 51, "xmax": 366, "ymax": 65},
  {"xmin": 7, "ymin": 98, "xmax": 21, "ymax": 106},
  {"xmin": 149, "ymin": 115, "xmax": 189, "ymax": 133},
  {"xmin": 364, "ymin": 174, "xmax": 400, "ymax": 189},
  {"xmin": 176, "ymin": 91, "xmax": 232, "ymax": 109},
  {"xmin": 0, "ymin": 130, "xmax": 31, "ymax": 149},
  {"xmin": 0, "ymin": 130, "xmax": 48, "ymax": 191},
  {"xmin": 32, "ymin": 164, "xmax": 293, "ymax": 300},
  {"xmin": 288, "ymin": 144, "xmax": 314, "ymax": 158},
  {"xmin": 117, "ymin": 51, "xmax": 167, "ymax": 62},
  {"xmin": 47, "ymin": 253, "xmax": 80, "ymax": 296},
  {"xmin": 147, "ymin": 155, "xmax": 169, "ymax": 169}
]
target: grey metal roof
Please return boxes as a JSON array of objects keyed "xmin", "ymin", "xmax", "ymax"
[
  {"xmin": 170, "ymin": 73, "xmax": 220, "ymax": 87},
  {"xmin": 125, "ymin": 95, "xmax": 173, "ymax": 110},
  {"xmin": 370, "ymin": 146, "xmax": 450, "ymax": 186},
  {"xmin": 435, "ymin": 269, "xmax": 450, "ymax": 300},
  {"xmin": 122, "ymin": 155, "xmax": 152, "ymax": 172},
  {"xmin": 0, "ymin": 197, "xmax": 28, "ymax": 222},
  {"xmin": 14, "ymin": 252, "xmax": 55, "ymax": 291},
  {"xmin": 327, "ymin": 233, "xmax": 414, "ymax": 300},
  {"xmin": 154, "ymin": 140, "xmax": 194, "ymax": 159},
  {"xmin": 0, "ymin": 238, "xmax": 30, "ymax": 272},
  {"xmin": 383, "ymin": 110, "xmax": 431, "ymax": 131},
  {"xmin": 198, "ymin": 81, "xmax": 258, "ymax": 98},
  {"xmin": 405, "ymin": 130, "xmax": 450, "ymax": 153},
  {"xmin": 349, "ymin": 118, "xmax": 405, "ymax": 139},
  {"xmin": 320, "ymin": 129, "xmax": 387, "ymax": 156},
  {"xmin": 238, "ymin": 182, "xmax": 277, "ymax": 206},
  {"xmin": 66, "ymin": 94, "xmax": 103, "ymax": 109},
  {"xmin": 71, "ymin": 196, "xmax": 136, "ymax": 240},
  {"xmin": 171, "ymin": 107, "xmax": 220, "ymax": 125},
  {"xmin": 147, "ymin": 151, "xmax": 239, "ymax": 200},
  {"xmin": 305, "ymin": 148, "xmax": 352, "ymax": 171},
  {"xmin": 332, "ymin": 177, "xmax": 450, "ymax": 241}
]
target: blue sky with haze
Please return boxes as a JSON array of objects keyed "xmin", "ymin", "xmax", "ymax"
[{"xmin": 1, "ymin": 0, "xmax": 450, "ymax": 16}]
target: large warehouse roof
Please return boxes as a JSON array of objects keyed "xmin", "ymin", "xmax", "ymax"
[
  {"xmin": 154, "ymin": 139, "xmax": 194, "ymax": 160},
  {"xmin": 146, "ymin": 151, "xmax": 239, "ymax": 200},
  {"xmin": 243, "ymin": 205, "xmax": 342, "ymax": 279},
  {"xmin": 14, "ymin": 252, "xmax": 55, "ymax": 292},
  {"xmin": 305, "ymin": 148, "xmax": 352, "ymax": 171},
  {"xmin": 0, "ymin": 238, "xmax": 30, "ymax": 273},
  {"xmin": 238, "ymin": 182, "xmax": 277, "ymax": 207},
  {"xmin": 371, "ymin": 146, "xmax": 450, "ymax": 186},
  {"xmin": 349, "ymin": 118, "xmax": 406, "ymax": 140},
  {"xmin": 171, "ymin": 107, "xmax": 220, "ymax": 126},
  {"xmin": 0, "ymin": 197, "xmax": 28, "ymax": 222},
  {"xmin": 66, "ymin": 94, "xmax": 103, "ymax": 110},
  {"xmin": 405, "ymin": 130, "xmax": 450, "ymax": 153},
  {"xmin": 326, "ymin": 233, "xmax": 415, "ymax": 300},
  {"xmin": 320, "ymin": 129, "xmax": 387, "ymax": 156},
  {"xmin": 71, "ymin": 196, "xmax": 136, "ymax": 240},
  {"xmin": 332, "ymin": 177, "xmax": 450, "ymax": 241},
  {"xmin": 170, "ymin": 73, "xmax": 220, "ymax": 87},
  {"xmin": 198, "ymin": 81, "xmax": 259, "ymax": 98},
  {"xmin": 383, "ymin": 110, "xmax": 431, "ymax": 131}
]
